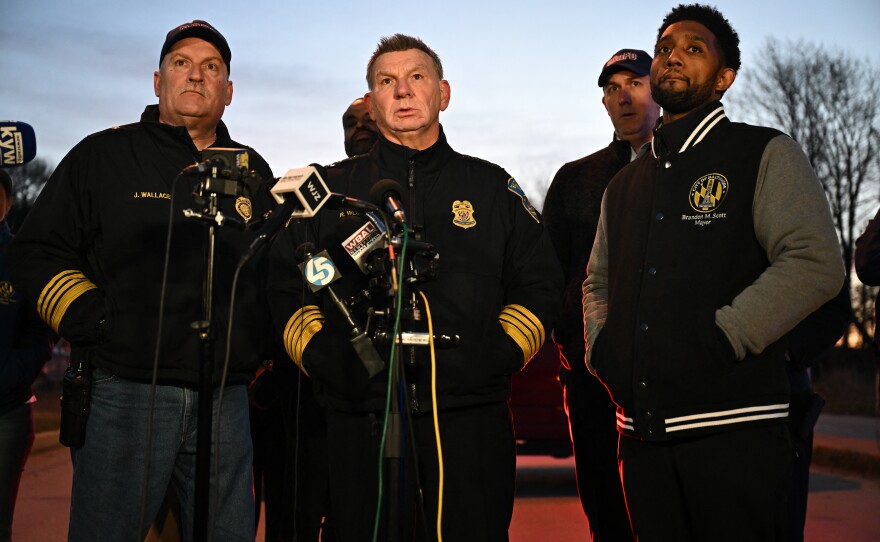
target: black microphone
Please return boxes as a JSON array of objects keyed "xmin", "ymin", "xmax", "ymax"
[
  {"xmin": 0, "ymin": 121, "xmax": 37, "ymax": 167},
  {"xmin": 369, "ymin": 179, "xmax": 407, "ymax": 226},
  {"xmin": 295, "ymin": 242, "xmax": 385, "ymax": 378},
  {"xmin": 325, "ymin": 193, "xmax": 382, "ymax": 214},
  {"xmin": 181, "ymin": 147, "xmax": 249, "ymax": 176},
  {"xmin": 337, "ymin": 214, "xmax": 388, "ymax": 273},
  {"xmin": 240, "ymin": 188, "xmax": 303, "ymax": 263},
  {"xmin": 181, "ymin": 156, "xmax": 228, "ymax": 176}
]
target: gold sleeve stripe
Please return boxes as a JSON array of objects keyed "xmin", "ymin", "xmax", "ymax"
[
  {"xmin": 499, "ymin": 304, "xmax": 545, "ymax": 365},
  {"xmin": 283, "ymin": 305, "xmax": 325, "ymax": 375},
  {"xmin": 37, "ymin": 270, "xmax": 98, "ymax": 334}
]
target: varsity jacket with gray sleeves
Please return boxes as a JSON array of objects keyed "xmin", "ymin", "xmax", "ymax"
[{"xmin": 582, "ymin": 101, "xmax": 844, "ymax": 441}]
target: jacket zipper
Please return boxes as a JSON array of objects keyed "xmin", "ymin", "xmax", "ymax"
[{"xmin": 406, "ymin": 159, "xmax": 421, "ymax": 412}]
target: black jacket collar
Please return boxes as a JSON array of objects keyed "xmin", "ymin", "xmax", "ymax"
[
  {"xmin": 652, "ymin": 101, "xmax": 728, "ymax": 159},
  {"xmin": 139, "ymin": 104, "xmax": 233, "ymax": 147},
  {"xmin": 373, "ymin": 125, "xmax": 454, "ymax": 178}
]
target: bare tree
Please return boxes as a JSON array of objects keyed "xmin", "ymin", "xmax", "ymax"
[
  {"xmin": 5, "ymin": 157, "xmax": 53, "ymax": 232},
  {"xmin": 733, "ymin": 39, "xmax": 880, "ymax": 346}
]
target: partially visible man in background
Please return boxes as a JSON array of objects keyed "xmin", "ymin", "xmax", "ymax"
[
  {"xmin": 0, "ymin": 169, "xmax": 52, "ymax": 542},
  {"xmin": 343, "ymin": 97, "xmax": 379, "ymax": 157},
  {"xmin": 543, "ymin": 48, "xmax": 659, "ymax": 541}
]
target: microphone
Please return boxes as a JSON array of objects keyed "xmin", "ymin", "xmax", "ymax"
[
  {"xmin": 181, "ymin": 157, "xmax": 226, "ymax": 175},
  {"xmin": 270, "ymin": 165, "xmax": 334, "ymax": 219},
  {"xmin": 0, "ymin": 121, "xmax": 37, "ymax": 167},
  {"xmin": 240, "ymin": 191, "xmax": 304, "ymax": 263},
  {"xmin": 325, "ymin": 193, "xmax": 382, "ymax": 214},
  {"xmin": 296, "ymin": 242, "xmax": 342, "ymax": 293},
  {"xmin": 369, "ymin": 179, "xmax": 407, "ymax": 226},
  {"xmin": 182, "ymin": 147, "xmax": 250, "ymax": 175},
  {"xmin": 337, "ymin": 213, "xmax": 388, "ymax": 273},
  {"xmin": 242, "ymin": 165, "xmax": 380, "ymax": 263},
  {"xmin": 182, "ymin": 148, "xmax": 261, "ymax": 200},
  {"xmin": 295, "ymin": 242, "xmax": 385, "ymax": 378}
]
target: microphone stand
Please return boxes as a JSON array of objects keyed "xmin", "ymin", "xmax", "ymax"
[
  {"xmin": 181, "ymin": 178, "xmax": 247, "ymax": 542},
  {"xmin": 386, "ymin": 345, "xmax": 403, "ymax": 542},
  {"xmin": 382, "ymin": 229, "xmax": 430, "ymax": 542}
]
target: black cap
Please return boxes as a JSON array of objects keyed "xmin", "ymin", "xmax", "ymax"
[
  {"xmin": 597, "ymin": 49, "xmax": 652, "ymax": 87},
  {"xmin": 160, "ymin": 20, "xmax": 231, "ymax": 72}
]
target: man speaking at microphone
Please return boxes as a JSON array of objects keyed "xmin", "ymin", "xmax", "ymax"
[
  {"xmin": 10, "ymin": 20, "xmax": 272, "ymax": 540},
  {"xmin": 268, "ymin": 34, "xmax": 562, "ymax": 540}
]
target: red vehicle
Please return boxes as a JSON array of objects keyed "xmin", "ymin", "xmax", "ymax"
[{"xmin": 509, "ymin": 340, "xmax": 572, "ymax": 457}]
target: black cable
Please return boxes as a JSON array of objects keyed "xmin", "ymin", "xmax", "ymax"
[
  {"xmin": 399, "ymin": 365, "xmax": 430, "ymax": 539},
  {"xmin": 372, "ymin": 224, "xmax": 409, "ymax": 542},
  {"xmin": 138, "ymin": 171, "xmax": 187, "ymax": 536},
  {"xmin": 209, "ymin": 253, "xmax": 246, "ymax": 542},
  {"xmin": 289, "ymin": 218, "xmax": 317, "ymax": 541},
  {"xmin": 210, "ymin": 200, "xmax": 311, "ymax": 540}
]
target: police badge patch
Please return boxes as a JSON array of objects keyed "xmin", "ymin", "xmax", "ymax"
[
  {"xmin": 0, "ymin": 280, "xmax": 15, "ymax": 306},
  {"xmin": 689, "ymin": 173, "xmax": 729, "ymax": 213},
  {"xmin": 235, "ymin": 197, "xmax": 253, "ymax": 222},
  {"xmin": 452, "ymin": 200, "xmax": 476, "ymax": 229},
  {"xmin": 507, "ymin": 178, "xmax": 540, "ymax": 223}
]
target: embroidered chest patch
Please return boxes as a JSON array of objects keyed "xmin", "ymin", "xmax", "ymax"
[
  {"xmin": 452, "ymin": 200, "xmax": 476, "ymax": 229},
  {"xmin": 507, "ymin": 178, "xmax": 540, "ymax": 223},
  {"xmin": 689, "ymin": 173, "xmax": 729, "ymax": 213},
  {"xmin": 235, "ymin": 197, "xmax": 253, "ymax": 222},
  {"xmin": 0, "ymin": 281, "xmax": 15, "ymax": 305}
]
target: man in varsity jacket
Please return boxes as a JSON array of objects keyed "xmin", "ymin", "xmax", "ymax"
[{"xmin": 582, "ymin": 5, "xmax": 844, "ymax": 541}]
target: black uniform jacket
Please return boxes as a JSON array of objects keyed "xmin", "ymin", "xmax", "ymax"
[
  {"xmin": 10, "ymin": 106, "xmax": 274, "ymax": 384},
  {"xmin": 268, "ymin": 128, "xmax": 563, "ymax": 413}
]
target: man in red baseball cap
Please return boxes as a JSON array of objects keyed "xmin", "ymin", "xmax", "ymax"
[{"xmin": 543, "ymin": 47, "xmax": 659, "ymax": 541}]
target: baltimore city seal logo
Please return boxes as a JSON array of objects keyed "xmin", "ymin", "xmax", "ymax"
[
  {"xmin": 452, "ymin": 200, "xmax": 476, "ymax": 229},
  {"xmin": 235, "ymin": 197, "xmax": 253, "ymax": 223},
  {"xmin": 689, "ymin": 173, "xmax": 729, "ymax": 213}
]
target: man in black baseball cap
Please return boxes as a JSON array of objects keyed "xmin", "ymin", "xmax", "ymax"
[
  {"xmin": 10, "ymin": 18, "xmax": 274, "ymax": 541},
  {"xmin": 597, "ymin": 48, "xmax": 652, "ymax": 87},
  {"xmin": 160, "ymin": 19, "xmax": 231, "ymax": 71},
  {"xmin": 154, "ymin": 19, "xmax": 234, "ymax": 150},
  {"xmin": 541, "ymin": 47, "xmax": 659, "ymax": 541}
]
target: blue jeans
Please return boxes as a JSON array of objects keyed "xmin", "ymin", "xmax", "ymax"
[{"xmin": 68, "ymin": 369, "xmax": 254, "ymax": 542}]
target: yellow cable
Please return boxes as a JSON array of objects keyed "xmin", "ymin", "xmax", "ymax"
[{"xmin": 418, "ymin": 291, "xmax": 443, "ymax": 542}]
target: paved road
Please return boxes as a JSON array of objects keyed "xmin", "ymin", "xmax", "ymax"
[
  {"xmin": 13, "ymin": 445, "xmax": 880, "ymax": 541},
  {"xmin": 816, "ymin": 413, "xmax": 880, "ymax": 441}
]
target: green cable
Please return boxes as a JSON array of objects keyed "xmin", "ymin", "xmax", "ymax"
[{"xmin": 372, "ymin": 224, "xmax": 409, "ymax": 542}]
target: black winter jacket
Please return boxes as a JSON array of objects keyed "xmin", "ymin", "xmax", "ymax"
[
  {"xmin": 10, "ymin": 106, "xmax": 274, "ymax": 384},
  {"xmin": 543, "ymin": 138, "xmax": 631, "ymax": 370},
  {"xmin": 1, "ymin": 222, "xmax": 51, "ymax": 413},
  {"xmin": 268, "ymin": 129, "xmax": 563, "ymax": 413}
]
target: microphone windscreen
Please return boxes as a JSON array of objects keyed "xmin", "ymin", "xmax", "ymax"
[
  {"xmin": 368, "ymin": 179, "xmax": 405, "ymax": 207},
  {"xmin": 0, "ymin": 121, "xmax": 37, "ymax": 166},
  {"xmin": 294, "ymin": 242, "xmax": 316, "ymax": 264}
]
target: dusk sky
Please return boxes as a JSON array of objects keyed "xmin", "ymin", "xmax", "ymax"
[{"xmin": 4, "ymin": 0, "xmax": 879, "ymax": 207}]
